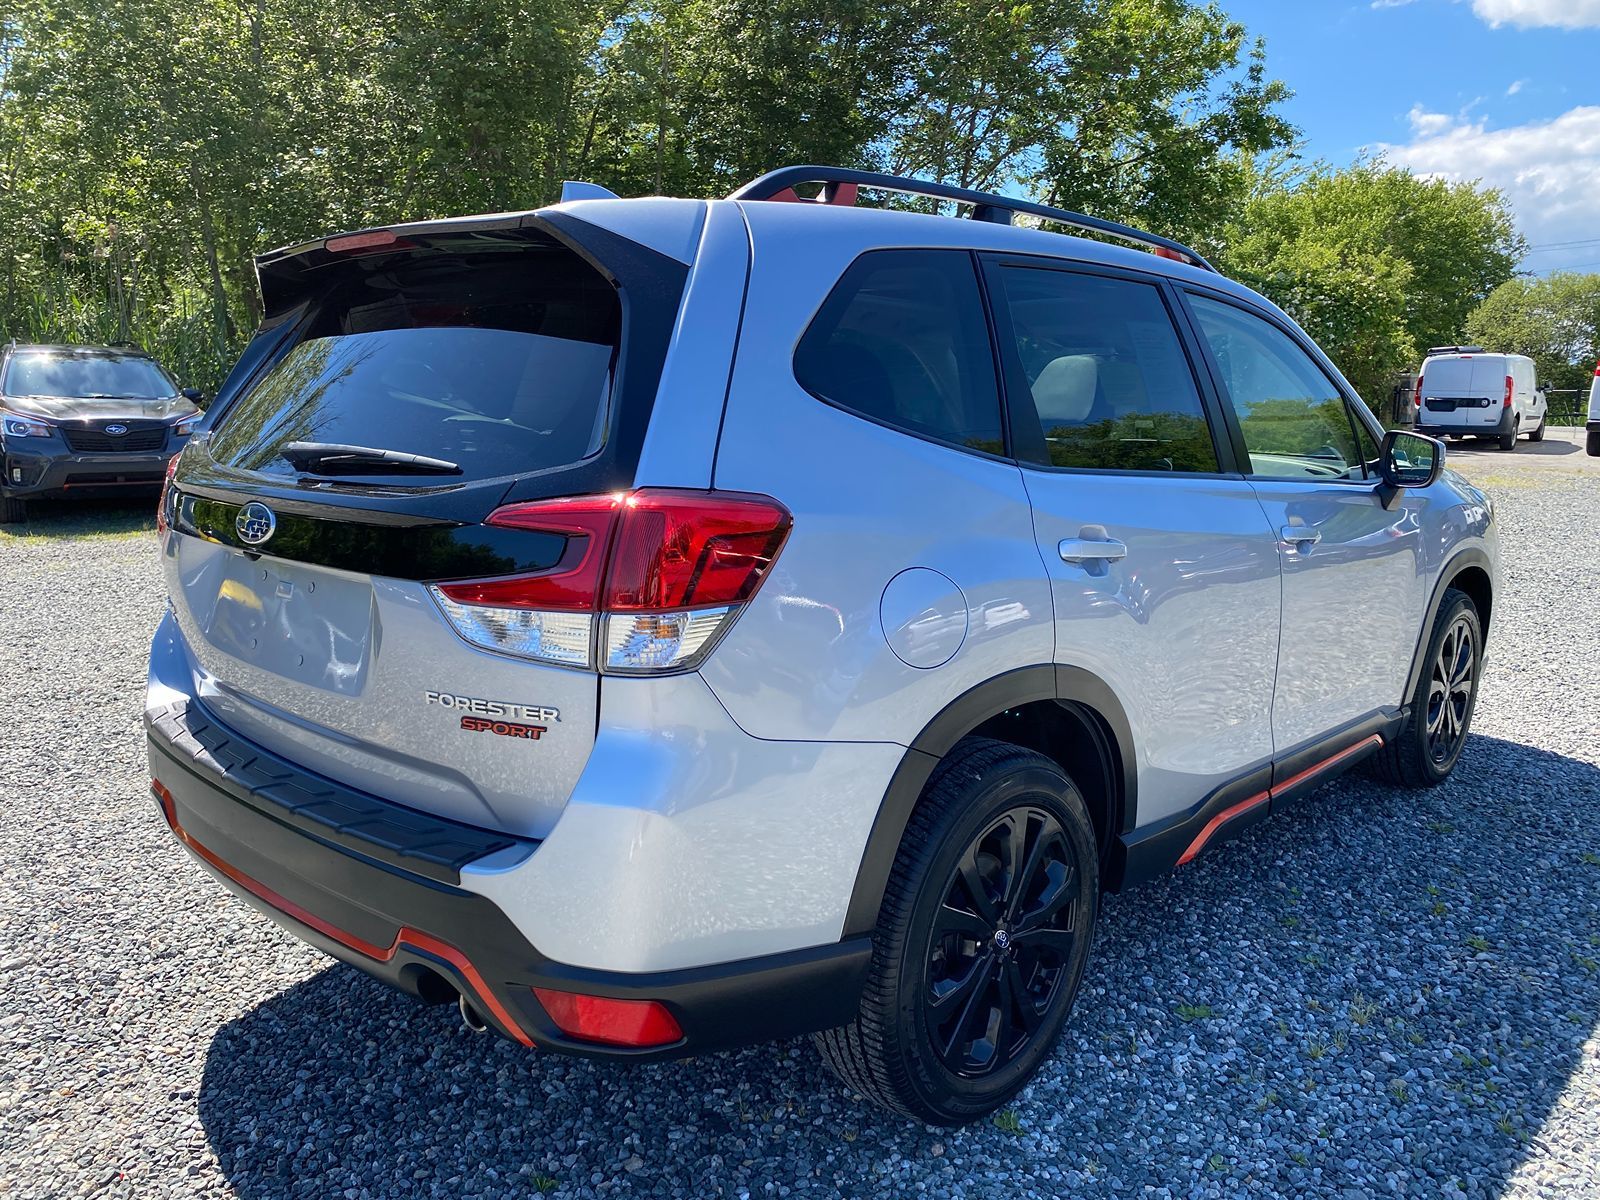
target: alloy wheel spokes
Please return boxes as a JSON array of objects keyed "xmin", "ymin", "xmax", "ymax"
[
  {"xmin": 926, "ymin": 805, "xmax": 1082, "ymax": 1076},
  {"xmin": 1427, "ymin": 617, "xmax": 1476, "ymax": 763}
]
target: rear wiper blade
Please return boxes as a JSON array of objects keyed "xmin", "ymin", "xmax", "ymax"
[{"xmin": 281, "ymin": 441, "xmax": 461, "ymax": 476}]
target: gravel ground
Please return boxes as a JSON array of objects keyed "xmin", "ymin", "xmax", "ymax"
[{"xmin": 2, "ymin": 431, "xmax": 1598, "ymax": 1200}]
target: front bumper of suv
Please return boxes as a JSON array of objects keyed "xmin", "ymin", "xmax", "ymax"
[
  {"xmin": 3, "ymin": 435, "xmax": 179, "ymax": 500},
  {"xmin": 146, "ymin": 694, "xmax": 871, "ymax": 1059}
]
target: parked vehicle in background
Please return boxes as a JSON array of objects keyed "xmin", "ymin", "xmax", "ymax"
[
  {"xmin": 1414, "ymin": 347, "xmax": 1545, "ymax": 451},
  {"xmin": 0, "ymin": 343, "xmax": 203, "ymax": 523},
  {"xmin": 1587, "ymin": 362, "xmax": 1600, "ymax": 456},
  {"xmin": 146, "ymin": 166, "xmax": 1497, "ymax": 1125}
]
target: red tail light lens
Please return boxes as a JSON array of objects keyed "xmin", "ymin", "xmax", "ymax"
[
  {"xmin": 437, "ymin": 495, "xmax": 624, "ymax": 612},
  {"xmin": 1414, "ymin": 374, "xmax": 1423, "ymax": 406},
  {"xmin": 1503, "ymin": 375, "xmax": 1514, "ymax": 408},
  {"xmin": 428, "ymin": 489, "xmax": 790, "ymax": 672},
  {"xmin": 532, "ymin": 988, "xmax": 684, "ymax": 1048},
  {"xmin": 156, "ymin": 454, "xmax": 180, "ymax": 533},
  {"xmin": 605, "ymin": 490, "xmax": 792, "ymax": 611}
]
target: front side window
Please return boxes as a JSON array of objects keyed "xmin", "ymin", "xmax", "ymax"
[
  {"xmin": 793, "ymin": 250, "xmax": 1003, "ymax": 455},
  {"xmin": 988, "ymin": 265, "xmax": 1219, "ymax": 473},
  {"xmin": 1188, "ymin": 294, "xmax": 1369, "ymax": 482}
]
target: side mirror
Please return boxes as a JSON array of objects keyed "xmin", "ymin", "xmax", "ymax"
[
  {"xmin": 181, "ymin": 386, "xmax": 209, "ymax": 409},
  {"xmin": 1380, "ymin": 429, "xmax": 1444, "ymax": 490}
]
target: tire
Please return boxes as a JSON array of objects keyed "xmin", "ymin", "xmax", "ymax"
[
  {"xmin": 1499, "ymin": 419, "xmax": 1518, "ymax": 451},
  {"xmin": 0, "ymin": 494, "xmax": 26, "ymax": 524},
  {"xmin": 1588, "ymin": 430, "xmax": 1600, "ymax": 457},
  {"xmin": 1369, "ymin": 588, "xmax": 1483, "ymax": 788},
  {"xmin": 1529, "ymin": 416, "xmax": 1546, "ymax": 442},
  {"xmin": 814, "ymin": 737, "xmax": 1098, "ymax": 1125}
]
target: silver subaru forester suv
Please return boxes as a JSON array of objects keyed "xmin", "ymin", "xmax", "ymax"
[{"xmin": 147, "ymin": 166, "xmax": 1497, "ymax": 1124}]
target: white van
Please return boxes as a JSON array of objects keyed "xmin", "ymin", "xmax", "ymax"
[{"xmin": 1415, "ymin": 347, "xmax": 1546, "ymax": 451}]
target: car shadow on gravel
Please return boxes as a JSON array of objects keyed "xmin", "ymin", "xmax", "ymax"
[{"xmin": 199, "ymin": 733, "xmax": 1600, "ymax": 1198}]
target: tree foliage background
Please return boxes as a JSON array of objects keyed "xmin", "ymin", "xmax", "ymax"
[
  {"xmin": 0, "ymin": 0, "xmax": 1524, "ymax": 399},
  {"xmin": 1465, "ymin": 273, "xmax": 1600, "ymax": 396}
]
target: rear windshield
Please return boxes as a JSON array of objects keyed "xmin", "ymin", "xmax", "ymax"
[
  {"xmin": 210, "ymin": 240, "xmax": 620, "ymax": 482},
  {"xmin": 3, "ymin": 352, "xmax": 176, "ymax": 401},
  {"xmin": 1422, "ymin": 358, "xmax": 1488, "ymax": 397}
]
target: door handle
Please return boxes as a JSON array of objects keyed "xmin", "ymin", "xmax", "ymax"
[
  {"xmin": 1059, "ymin": 525, "xmax": 1128, "ymax": 564},
  {"xmin": 1280, "ymin": 525, "xmax": 1322, "ymax": 547}
]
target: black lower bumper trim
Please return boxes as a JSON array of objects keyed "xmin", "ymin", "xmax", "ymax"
[{"xmin": 147, "ymin": 703, "xmax": 870, "ymax": 1060}]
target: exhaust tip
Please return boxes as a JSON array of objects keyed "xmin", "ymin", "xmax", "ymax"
[{"xmin": 458, "ymin": 992, "xmax": 489, "ymax": 1034}]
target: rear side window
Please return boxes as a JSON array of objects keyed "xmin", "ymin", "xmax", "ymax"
[
  {"xmin": 988, "ymin": 265, "xmax": 1219, "ymax": 473},
  {"xmin": 209, "ymin": 240, "xmax": 619, "ymax": 482},
  {"xmin": 793, "ymin": 250, "xmax": 1003, "ymax": 455}
]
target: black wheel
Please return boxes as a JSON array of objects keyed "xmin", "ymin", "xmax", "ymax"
[
  {"xmin": 1529, "ymin": 416, "xmax": 1546, "ymax": 442},
  {"xmin": 1588, "ymin": 430, "xmax": 1600, "ymax": 457},
  {"xmin": 814, "ymin": 738, "xmax": 1098, "ymax": 1125},
  {"xmin": 1499, "ymin": 419, "xmax": 1518, "ymax": 451},
  {"xmin": 1370, "ymin": 588, "xmax": 1482, "ymax": 788},
  {"xmin": 0, "ymin": 494, "xmax": 26, "ymax": 524}
]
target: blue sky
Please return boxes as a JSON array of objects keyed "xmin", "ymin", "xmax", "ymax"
[{"xmin": 1223, "ymin": 0, "xmax": 1600, "ymax": 273}]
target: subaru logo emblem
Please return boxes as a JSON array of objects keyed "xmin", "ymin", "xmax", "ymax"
[
  {"xmin": 236, "ymin": 502, "xmax": 277, "ymax": 547},
  {"xmin": 104, "ymin": 423, "xmax": 128, "ymax": 436}
]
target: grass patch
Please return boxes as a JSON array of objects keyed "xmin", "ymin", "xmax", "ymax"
[
  {"xmin": 530, "ymin": 1175, "xmax": 560, "ymax": 1194},
  {"xmin": 993, "ymin": 1108, "xmax": 1023, "ymax": 1135},
  {"xmin": 1465, "ymin": 935, "xmax": 1492, "ymax": 953},
  {"xmin": 1174, "ymin": 1003, "xmax": 1214, "ymax": 1022}
]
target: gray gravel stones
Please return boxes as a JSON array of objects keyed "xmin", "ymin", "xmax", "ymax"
[{"xmin": 3, "ymin": 435, "xmax": 1599, "ymax": 1199}]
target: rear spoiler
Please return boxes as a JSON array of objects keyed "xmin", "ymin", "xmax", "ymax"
[{"xmin": 255, "ymin": 211, "xmax": 547, "ymax": 320}]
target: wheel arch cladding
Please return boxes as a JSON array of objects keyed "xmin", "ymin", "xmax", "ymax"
[
  {"xmin": 841, "ymin": 664, "xmax": 1135, "ymax": 937},
  {"xmin": 1402, "ymin": 549, "xmax": 1494, "ymax": 703}
]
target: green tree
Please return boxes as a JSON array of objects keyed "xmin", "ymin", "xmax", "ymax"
[
  {"xmin": 1465, "ymin": 273, "xmax": 1600, "ymax": 395},
  {"xmin": 1216, "ymin": 162, "xmax": 1523, "ymax": 402}
]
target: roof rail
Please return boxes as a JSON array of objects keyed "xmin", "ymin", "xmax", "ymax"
[
  {"xmin": 728, "ymin": 165, "xmax": 1216, "ymax": 272},
  {"xmin": 1426, "ymin": 345, "xmax": 1485, "ymax": 356}
]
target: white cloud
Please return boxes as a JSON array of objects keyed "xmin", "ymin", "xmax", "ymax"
[
  {"xmin": 1471, "ymin": 0, "xmax": 1600, "ymax": 28},
  {"xmin": 1505, "ymin": 79, "xmax": 1525, "ymax": 96},
  {"xmin": 1408, "ymin": 105, "xmax": 1454, "ymax": 135},
  {"xmin": 1380, "ymin": 105, "xmax": 1600, "ymax": 272}
]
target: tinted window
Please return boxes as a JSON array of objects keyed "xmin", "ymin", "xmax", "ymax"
[
  {"xmin": 1189, "ymin": 294, "xmax": 1366, "ymax": 482},
  {"xmin": 3, "ymin": 352, "xmax": 176, "ymax": 401},
  {"xmin": 210, "ymin": 243, "xmax": 619, "ymax": 483},
  {"xmin": 794, "ymin": 250, "xmax": 1002, "ymax": 454},
  {"xmin": 990, "ymin": 266, "xmax": 1218, "ymax": 472}
]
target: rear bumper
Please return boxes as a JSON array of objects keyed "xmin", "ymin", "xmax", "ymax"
[
  {"xmin": 146, "ymin": 695, "xmax": 870, "ymax": 1059},
  {"xmin": 3, "ymin": 442, "xmax": 175, "ymax": 499},
  {"xmin": 1416, "ymin": 407, "xmax": 1514, "ymax": 438}
]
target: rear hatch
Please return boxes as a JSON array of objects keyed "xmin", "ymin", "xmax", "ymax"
[
  {"xmin": 162, "ymin": 214, "xmax": 688, "ymax": 838},
  {"xmin": 1419, "ymin": 356, "xmax": 1503, "ymax": 428}
]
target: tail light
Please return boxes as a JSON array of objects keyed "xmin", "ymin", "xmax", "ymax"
[
  {"xmin": 156, "ymin": 453, "xmax": 180, "ymax": 533},
  {"xmin": 1503, "ymin": 375, "xmax": 1514, "ymax": 408},
  {"xmin": 431, "ymin": 489, "xmax": 792, "ymax": 673},
  {"xmin": 1414, "ymin": 374, "xmax": 1423, "ymax": 406}
]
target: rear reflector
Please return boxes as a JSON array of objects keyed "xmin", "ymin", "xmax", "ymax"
[
  {"xmin": 532, "ymin": 988, "xmax": 683, "ymax": 1048},
  {"xmin": 430, "ymin": 489, "xmax": 790, "ymax": 672}
]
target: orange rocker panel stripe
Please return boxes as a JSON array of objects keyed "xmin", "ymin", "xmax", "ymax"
[
  {"xmin": 151, "ymin": 780, "xmax": 535, "ymax": 1047},
  {"xmin": 1177, "ymin": 735, "xmax": 1384, "ymax": 867}
]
